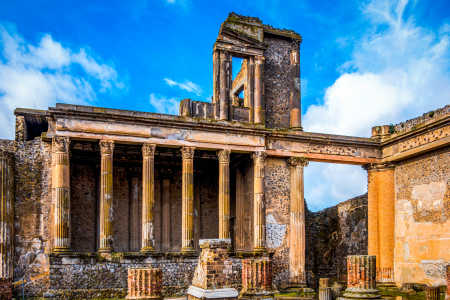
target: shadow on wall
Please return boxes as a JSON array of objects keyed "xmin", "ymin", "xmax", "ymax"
[{"xmin": 305, "ymin": 193, "xmax": 368, "ymax": 286}]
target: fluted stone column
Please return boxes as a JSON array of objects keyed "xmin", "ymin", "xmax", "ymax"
[
  {"xmin": 365, "ymin": 163, "xmax": 395, "ymax": 283},
  {"xmin": 99, "ymin": 140, "xmax": 114, "ymax": 253},
  {"xmin": 141, "ymin": 143, "xmax": 156, "ymax": 253},
  {"xmin": 181, "ymin": 146, "xmax": 195, "ymax": 253},
  {"xmin": 340, "ymin": 255, "xmax": 380, "ymax": 300},
  {"xmin": 52, "ymin": 136, "xmax": 71, "ymax": 253},
  {"xmin": 252, "ymin": 151, "xmax": 266, "ymax": 252},
  {"xmin": 0, "ymin": 150, "xmax": 14, "ymax": 285},
  {"xmin": 254, "ymin": 56, "xmax": 265, "ymax": 124},
  {"xmin": 218, "ymin": 149, "xmax": 231, "ymax": 239},
  {"xmin": 287, "ymin": 157, "xmax": 308, "ymax": 287}
]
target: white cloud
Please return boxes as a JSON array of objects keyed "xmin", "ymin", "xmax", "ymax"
[
  {"xmin": 149, "ymin": 93, "xmax": 179, "ymax": 115},
  {"xmin": 304, "ymin": 162, "xmax": 367, "ymax": 212},
  {"xmin": 303, "ymin": 0, "xmax": 450, "ymax": 137},
  {"xmin": 0, "ymin": 25, "xmax": 122, "ymax": 139},
  {"xmin": 302, "ymin": 0, "xmax": 450, "ymax": 210},
  {"xmin": 164, "ymin": 77, "xmax": 202, "ymax": 96}
]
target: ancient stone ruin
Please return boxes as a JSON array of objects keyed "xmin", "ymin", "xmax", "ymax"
[{"xmin": 0, "ymin": 12, "xmax": 448, "ymax": 299}]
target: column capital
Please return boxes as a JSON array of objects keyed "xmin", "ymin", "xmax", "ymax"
[
  {"xmin": 287, "ymin": 157, "xmax": 308, "ymax": 167},
  {"xmin": 181, "ymin": 146, "xmax": 195, "ymax": 160},
  {"xmin": 255, "ymin": 55, "xmax": 265, "ymax": 64},
  {"xmin": 52, "ymin": 136, "xmax": 70, "ymax": 153},
  {"xmin": 363, "ymin": 162, "xmax": 395, "ymax": 172},
  {"xmin": 142, "ymin": 143, "xmax": 156, "ymax": 158},
  {"xmin": 217, "ymin": 149, "xmax": 231, "ymax": 164},
  {"xmin": 252, "ymin": 151, "xmax": 267, "ymax": 163},
  {"xmin": 99, "ymin": 140, "xmax": 114, "ymax": 155}
]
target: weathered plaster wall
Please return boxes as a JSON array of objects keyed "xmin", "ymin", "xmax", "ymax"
[
  {"xmin": 306, "ymin": 194, "xmax": 368, "ymax": 285},
  {"xmin": 264, "ymin": 36, "xmax": 296, "ymax": 129},
  {"xmin": 264, "ymin": 157, "xmax": 290, "ymax": 286},
  {"xmin": 394, "ymin": 147, "xmax": 449, "ymax": 286}
]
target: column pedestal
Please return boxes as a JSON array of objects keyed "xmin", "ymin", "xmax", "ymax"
[{"xmin": 187, "ymin": 239, "xmax": 238, "ymax": 300}]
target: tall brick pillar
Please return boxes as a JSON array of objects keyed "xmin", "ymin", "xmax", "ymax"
[
  {"xmin": 339, "ymin": 255, "xmax": 380, "ymax": 300},
  {"xmin": 181, "ymin": 146, "xmax": 195, "ymax": 253},
  {"xmin": 52, "ymin": 136, "xmax": 71, "ymax": 253},
  {"xmin": 218, "ymin": 149, "xmax": 231, "ymax": 240},
  {"xmin": 365, "ymin": 163, "xmax": 395, "ymax": 283},
  {"xmin": 287, "ymin": 157, "xmax": 308, "ymax": 288},
  {"xmin": 99, "ymin": 140, "xmax": 114, "ymax": 253},
  {"xmin": 141, "ymin": 143, "xmax": 156, "ymax": 253},
  {"xmin": 0, "ymin": 150, "xmax": 14, "ymax": 299},
  {"xmin": 254, "ymin": 55, "xmax": 265, "ymax": 124},
  {"xmin": 289, "ymin": 48, "xmax": 301, "ymax": 130},
  {"xmin": 253, "ymin": 151, "xmax": 266, "ymax": 253}
]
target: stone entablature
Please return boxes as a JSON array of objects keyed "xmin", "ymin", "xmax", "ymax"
[{"xmin": 34, "ymin": 103, "xmax": 382, "ymax": 165}]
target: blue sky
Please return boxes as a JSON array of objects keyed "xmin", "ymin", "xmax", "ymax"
[{"xmin": 0, "ymin": 0, "xmax": 449, "ymax": 210}]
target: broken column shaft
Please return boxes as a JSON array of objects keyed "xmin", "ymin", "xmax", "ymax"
[{"xmin": 340, "ymin": 255, "xmax": 380, "ymax": 299}]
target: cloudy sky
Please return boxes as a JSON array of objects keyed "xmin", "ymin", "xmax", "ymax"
[{"xmin": 0, "ymin": 0, "xmax": 448, "ymax": 211}]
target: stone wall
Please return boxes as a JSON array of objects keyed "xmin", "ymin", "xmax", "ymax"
[
  {"xmin": 394, "ymin": 147, "xmax": 449, "ymax": 286},
  {"xmin": 264, "ymin": 36, "xmax": 298, "ymax": 129},
  {"xmin": 306, "ymin": 194, "xmax": 368, "ymax": 286},
  {"xmin": 264, "ymin": 158, "xmax": 290, "ymax": 286}
]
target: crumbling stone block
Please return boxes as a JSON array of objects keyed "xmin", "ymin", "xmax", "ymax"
[{"xmin": 187, "ymin": 239, "xmax": 238, "ymax": 300}]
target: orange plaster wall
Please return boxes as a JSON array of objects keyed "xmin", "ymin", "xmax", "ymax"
[{"xmin": 394, "ymin": 148, "xmax": 450, "ymax": 286}]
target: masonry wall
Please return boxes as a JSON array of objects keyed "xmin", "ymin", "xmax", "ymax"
[
  {"xmin": 394, "ymin": 147, "xmax": 449, "ymax": 286},
  {"xmin": 305, "ymin": 194, "xmax": 368, "ymax": 285},
  {"xmin": 264, "ymin": 158, "xmax": 290, "ymax": 286},
  {"xmin": 264, "ymin": 36, "xmax": 298, "ymax": 129}
]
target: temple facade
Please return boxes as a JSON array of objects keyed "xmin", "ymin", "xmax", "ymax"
[{"xmin": 0, "ymin": 13, "xmax": 448, "ymax": 298}]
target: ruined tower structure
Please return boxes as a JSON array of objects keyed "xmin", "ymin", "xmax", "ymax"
[{"xmin": 0, "ymin": 13, "xmax": 448, "ymax": 298}]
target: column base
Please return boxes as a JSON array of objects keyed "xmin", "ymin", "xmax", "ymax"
[
  {"xmin": 240, "ymin": 291, "xmax": 276, "ymax": 300},
  {"xmin": 339, "ymin": 288, "xmax": 381, "ymax": 300},
  {"xmin": 140, "ymin": 247, "xmax": 155, "ymax": 254},
  {"xmin": 187, "ymin": 286, "xmax": 238, "ymax": 300},
  {"xmin": 252, "ymin": 247, "xmax": 266, "ymax": 254},
  {"xmin": 181, "ymin": 247, "xmax": 197, "ymax": 255},
  {"xmin": 289, "ymin": 126, "xmax": 303, "ymax": 132},
  {"xmin": 52, "ymin": 247, "xmax": 72, "ymax": 255},
  {"xmin": 126, "ymin": 297, "xmax": 161, "ymax": 300},
  {"xmin": 98, "ymin": 247, "xmax": 113, "ymax": 254}
]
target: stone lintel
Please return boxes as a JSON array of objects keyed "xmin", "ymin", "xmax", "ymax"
[{"xmin": 187, "ymin": 286, "xmax": 238, "ymax": 299}]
